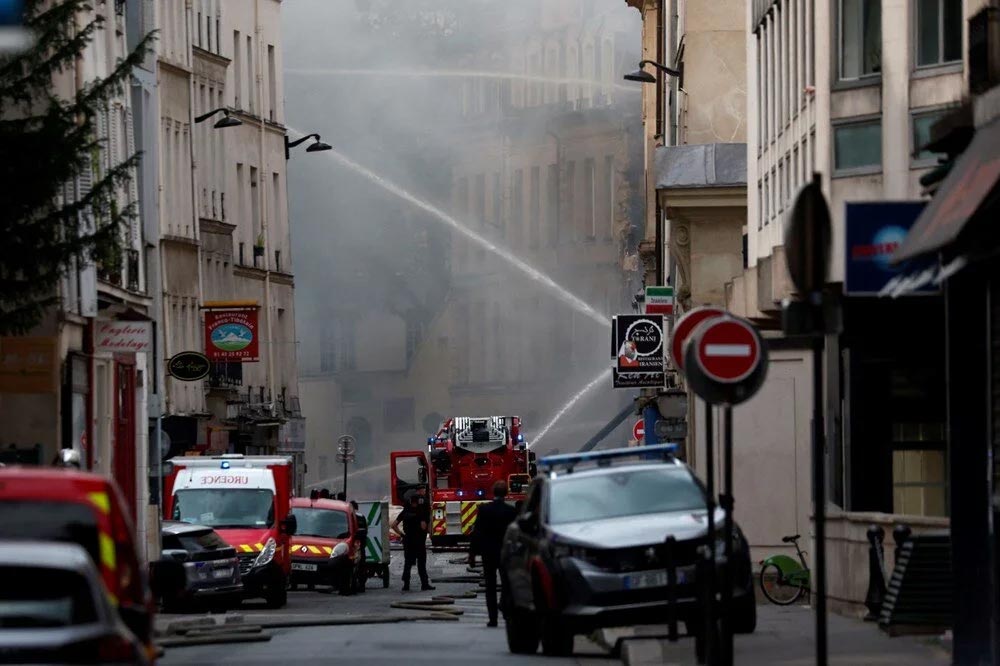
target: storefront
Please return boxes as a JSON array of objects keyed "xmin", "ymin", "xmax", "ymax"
[{"xmin": 891, "ymin": 114, "xmax": 1000, "ymax": 665}]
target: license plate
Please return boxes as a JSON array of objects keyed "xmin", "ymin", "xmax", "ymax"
[
  {"xmin": 292, "ymin": 562, "xmax": 318, "ymax": 572},
  {"xmin": 623, "ymin": 570, "xmax": 675, "ymax": 590},
  {"xmin": 212, "ymin": 568, "xmax": 233, "ymax": 579}
]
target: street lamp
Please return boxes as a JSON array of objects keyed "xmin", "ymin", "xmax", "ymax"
[
  {"xmin": 624, "ymin": 59, "xmax": 682, "ymax": 84},
  {"xmin": 194, "ymin": 107, "xmax": 242, "ymax": 128},
  {"xmin": 285, "ymin": 133, "xmax": 332, "ymax": 159}
]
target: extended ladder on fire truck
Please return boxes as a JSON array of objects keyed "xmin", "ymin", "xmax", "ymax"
[{"xmin": 389, "ymin": 416, "xmax": 536, "ymax": 550}]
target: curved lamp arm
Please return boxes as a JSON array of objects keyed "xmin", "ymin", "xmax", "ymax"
[{"xmin": 639, "ymin": 59, "xmax": 682, "ymax": 78}]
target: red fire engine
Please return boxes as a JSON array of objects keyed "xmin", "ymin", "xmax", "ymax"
[{"xmin": 390, "ymin": 416, "xmax": 536, "ymax": 548}]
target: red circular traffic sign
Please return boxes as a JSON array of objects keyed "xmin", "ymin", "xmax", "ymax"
[
  {"xmin": 695, "ymin": 318, "xmax": 762, "ymax": 383},
  {"xmin": 633, "ymin": 421, "xmax": 645, "ymax": 441},
  {"xmin": 671, "ymin": 307, "xmax": 725, "ymax": 373}
]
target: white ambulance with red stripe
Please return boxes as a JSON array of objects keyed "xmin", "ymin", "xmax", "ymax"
[{"xmin": 164, "ymin": 455, "xmax": 297, "ymax": 608}]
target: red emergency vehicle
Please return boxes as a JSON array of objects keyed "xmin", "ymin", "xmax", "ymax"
[
  {"xmin": 390, "ymin": 415, "xmax": 536, "ymax": 548},
  {"xmin": 164, "ymin": 454, "xmax": 297, "ymax": 608},
  {"xmin": 0, "ymin": 467, "xmax": 156, "ymax": 661},
  {"xmin": 288, "ymin": 497, "xmax": 367, "ymax": 594}
]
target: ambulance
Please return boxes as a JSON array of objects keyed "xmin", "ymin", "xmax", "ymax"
[{"xmin": 164, "ymin": 455, "xmax": 297, "ymax": 608}]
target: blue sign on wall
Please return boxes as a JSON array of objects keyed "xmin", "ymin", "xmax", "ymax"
[
  {"xmin": 845, "ymin": 201, "xmax": 936, "ymax": 295},
  {"xmin": 0, "ymin": 1, "xmax": 24, "ymax": 27}
]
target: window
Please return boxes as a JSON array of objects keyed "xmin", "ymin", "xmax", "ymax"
[
  {"xmin": 233, "ymin": 31, "xmax": 241, "ymax": 108},
  {"xmin": 604, "ymin": 155, "xmax": 614, "ymax": 240},
  {"xmin": 583, "ymin": 158, "xmax": 596, "ymax": 238},
  {"xmin": 546, "ymin": 164, "xmax": 558, "ymax": 247},
  {"xmin": 246, "ymin": 35, "xmax": 254, "ymax": 113},
  {"xmin": 475, "ymin": 173, "xmax": 485, "ymax": 227},
  {"xmin": 834, "ymin": 118, "xmax": 882, "ymax": 172},
  {"xmin": 492, "ymin": 172, "xmax": 502, "ymax": 231},
  {"xmin": 530, "ymin": 166, "xmax": 540, "ymax": 249},
  {"xmin": 383, "ymin": 397, "xmax": 415, "ymax": 433},
  {"xmin": 512, "ymin": 168, "xmax": 524, "ymax": 247},
  {"xmin": 840, "ymin": 0, "xmax": 881, "ymax": 79},
  {"xmin": 549, "ymin": 468, "xmax": 705, "ymax": 525},
  {"xmin": 915, "ymin": 0, "xmax": 961, "ymax": 68},
  {"xmin": 912, "ymin": 109, "xmax": 948, "ymax": 163},
  {"xmin": 267, "ymin": 45, "xmax": 277, "ymax": 121}
]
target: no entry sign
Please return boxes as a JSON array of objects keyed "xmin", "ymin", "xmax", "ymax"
[
  {"xmin": 633, "ymin": 420, "xmax": 645, "ymax": 441},
  {"xmin": 684, "ymin": 315, "xmax": 768, "ymax": 405},
  {"xmin": 671, "ymin": 307, "xmax": 725, "ymax": 374},
  {"xmin": 695, "ymin": 318, "xmax": 761, "ymax": 383}
]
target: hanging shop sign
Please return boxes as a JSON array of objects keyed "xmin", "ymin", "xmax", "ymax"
[
  {"xmin": 167, "ymin": 351, "xmax": 211, "ymax": 382},
  {"xmin": 644, "ymin": 286, "xmax": 675, "ymax": 316},
  {"xmin": 845, "ymin": 201, "xmax": 933, "ymax": 295},
  {"xmin": 614, "ymin": 314, "xmax": 665, "ymax": 373},
  {"xmin": 204, "ymin": 304, "xmax": 259, "ymax": 362},
  {"xmin": 95, "ymin": 320, "xmax": 152, "ymax": 354}
]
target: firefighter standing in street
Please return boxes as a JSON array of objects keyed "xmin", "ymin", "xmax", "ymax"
[
  {"xmin": 469, "ymin": 481, "xmax": 518, "ymax": 627},
  {"xmin": 391, "ymin": 493, "xmax": 435, "ymax": 592}
]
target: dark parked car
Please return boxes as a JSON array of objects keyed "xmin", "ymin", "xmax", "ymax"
[
  {"xmin": 158, "ymin": 521, "xmax": 242, "ymax": 612},
  {"xmin": 500, "ymin": 444, "xmax": 756, "ymax": 656},
  {"xmin": 0, "ymin": 541, "xmax": 148, "ymax": 665}
]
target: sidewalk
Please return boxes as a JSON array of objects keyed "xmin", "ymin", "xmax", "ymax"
[{"xmin": 598, "ymin": 604, "xmax": 950, "ymax": 665}]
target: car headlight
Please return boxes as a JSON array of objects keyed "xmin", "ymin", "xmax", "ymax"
[
  {"xmin": 551, "ymin": 542, "xmax": 601, "ymax": 565},
  {"xmin": 330, "ymin": 542, "xmax": 349, "ymax": 558},
  {"xmin": 254, "ymin": 538, "xmax": 277, "ymax": 568},
  {"xmin": 713, "ymin": 530, "xmax": 743, "ymax": 559}
]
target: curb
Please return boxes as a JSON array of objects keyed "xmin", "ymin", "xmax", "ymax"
[
  {"xmin": 158, "ymin": 632, "xmax": 271, "ymax": 648},
  {"xmin": 620, "ymin": 638, "xmax": 685, "ymax": 666}
]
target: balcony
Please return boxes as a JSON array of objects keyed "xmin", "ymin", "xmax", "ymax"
[{"xmin": 207, "ymin": 362, "xmax": 242, "ymax": 390}]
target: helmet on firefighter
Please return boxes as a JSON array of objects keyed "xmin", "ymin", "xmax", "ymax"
[{"xmin": 52, "ymin": 448, "xmax": 82, "ymax": 468}]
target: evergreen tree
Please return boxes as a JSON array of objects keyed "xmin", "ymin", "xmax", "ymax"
[{"xmin": 0, "ymin": 0, "xmax": 153, "ymax": 335}]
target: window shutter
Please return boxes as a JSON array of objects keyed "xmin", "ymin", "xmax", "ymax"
[{"xmin": 125, "ymin": 107, "xmax": 140, "ymax": 246}]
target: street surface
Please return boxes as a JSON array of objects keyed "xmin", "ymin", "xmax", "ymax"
[{"xmin": 158, "ymin": 547, "xmax": 613, "ymax": 666}]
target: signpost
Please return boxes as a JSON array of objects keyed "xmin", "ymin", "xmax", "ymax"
[
  {"xmin": 337, "ymin": 435, "xmax": 356, "ymax": 497},
  {"xmin": 611, "ymin": 314, "xmax": 667, "ymax": 389},
  {"xmin": 783, "ymin": 174, "xmax": 838, "ymax": 666},
  {"xmin": 683, "ymin": 314, "xmax": 768, "ymax": 666},
  {"xmin": 632, "ymin": 420, "xmax": 645, "ymax": 442}
]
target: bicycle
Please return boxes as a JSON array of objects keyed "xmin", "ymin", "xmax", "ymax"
[{"xmin": 758, "ymin": 534, "xmax": 811, "ymax": 605}]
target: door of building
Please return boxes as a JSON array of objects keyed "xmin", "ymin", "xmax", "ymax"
[{"xmin": 114, "ymin": 356, "xmax": 137, "ymax": 513}]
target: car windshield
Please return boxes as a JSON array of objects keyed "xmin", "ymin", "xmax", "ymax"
[
  {"xmin": 0, "ymin": 501, "xmax": 100, "ymax": 566},
  {"xmin": 548, "ymin": 467, "xmax": 706, "ymax": 525},
  {"xmin": 0, "ymin": 567, "xmax": 98, "ymax": 628},
  {"xmin": 291, "ymin": 507, "xmax": 350, "ymax": 538},
  {"xmin": 173, "ymin": 489, "xmax": 274, "ymax": 528}
]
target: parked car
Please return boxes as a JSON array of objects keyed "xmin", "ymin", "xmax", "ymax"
[
  {"xmin": 0, "ymin": 541, "xmax": 148, "ymax": 665},
  {"xmin": 156, "ymin": 521, "xmax": 242, "ymax": 612},
  {"xmin": 288, "ymin": 497, "xmax": 367, "ymax": 594},
  {"xmin": 501, "ymin": 444, "xmax": 756, "ymax": 656},
  {"xmin": 0, "ymin": 466, "xmax": 157, "ymax": 660}
]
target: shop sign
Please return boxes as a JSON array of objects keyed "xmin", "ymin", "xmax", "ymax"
[
  {"xmin": 204, "ymin": 306, "xmax": 259, "ymax": 362},
  {"xmin": 612, "ymin": 369, "xmax": 665, "ymax": 389},
  {"xmin": 845, "ymin": 202, "xmax": 934, "ymax": 295},
  {"xmin": 0, "ymin": 336, "xmax": 58, "ymax": 394},
  {"xmin": 614, "ymin": 314, "xmax": 665, "ymax": 373},
  {"xmin": 95, "ymin": 320, "xmax": 152, "ymax": 353},
  {"xmin": 168, "ymin": 351, "xmax": 211, "ymax": 382}
]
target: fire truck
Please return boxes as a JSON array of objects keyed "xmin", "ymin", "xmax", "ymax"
[{"xmin": 390, "ymin": 416, "xmax": 536, "ymax": 548}]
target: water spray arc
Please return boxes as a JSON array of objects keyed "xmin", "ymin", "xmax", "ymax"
[
  {"xmin": 530, "ymin": 367, "xmax": 614, "ymax": 450},
  {"xmin": 286, "ymin": 68, "xmax": 640, "ymax": 94},
  {"xmin": 294, "ymin": 134, "xmax": 611, "ymax": 328}
]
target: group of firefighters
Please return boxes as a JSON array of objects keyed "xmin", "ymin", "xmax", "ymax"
[{"xmin": 390, "ymin": 481, "xmax": 517, "ymax": 626}]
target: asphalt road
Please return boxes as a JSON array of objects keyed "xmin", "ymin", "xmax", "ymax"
[{"xmin": 159, "ymin": 548, "xmax": 615, "ymax": 666}]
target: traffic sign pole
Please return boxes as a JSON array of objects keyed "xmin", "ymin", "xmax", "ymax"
[
  {"xmin": 720, "ymin": 406, "xmax": 735, "ymax": 666},
  {"xmin": 702, "ymin": 402, "xmax": 717, "ymax": 666}
]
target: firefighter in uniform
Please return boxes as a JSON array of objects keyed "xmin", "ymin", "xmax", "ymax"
[
  {"xmin": 469, "ymin": 481, "xmax": 518, "ymax": 627},
  {"xmin": 392, "ymin": 493, "xmax": 435, "ymax": 592}
]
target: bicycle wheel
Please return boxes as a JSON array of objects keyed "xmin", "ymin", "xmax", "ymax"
[{"xmin": 759, "ymin": 562, "xmax": 805, "ymax": 605}]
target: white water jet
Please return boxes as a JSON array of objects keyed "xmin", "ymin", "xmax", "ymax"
[
  {"xmin": 294, "ymin": 135, "xmax": 610, "ymax": 327},
  {"xmin": 286, "ymin": 67, "xmax": 640, "ymax": 94},
  {"xmin": 529, "ymin": 367, "xmax": 613, "ymax": 450},
  {"xmin": 306, "ymin": 462, "xmax": 389, "ymax": 490}
]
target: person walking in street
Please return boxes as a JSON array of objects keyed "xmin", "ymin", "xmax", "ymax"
[
  {"xmin": 391, "ymin": 494, "xmax": 435, "ymax": 592},
  {"xmin": 469, "ymin": 481, "xmax": 518, "ymax": 627}
]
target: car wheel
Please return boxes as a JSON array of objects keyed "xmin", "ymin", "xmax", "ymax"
[
  {"xmin": 355, "ymin": 564, "xmax": 367, "ymax": 594},
  {"xmin": 732, "ymin": 590, "xmax": 757, "ymax": 633},
  {"xmin": 540, "ymin": 614, "xmax": 573, "ymax": 656},
  {"xmin": 505, "ymin": 606, "xmax": 539, "ymax": 654},
  {"xmin": 338, "ymin": 566, "xmax": 355, "ymax": 596},
  {"xmin": 265, "ymin": 581, "xmax": 288, "ymax": 609}
]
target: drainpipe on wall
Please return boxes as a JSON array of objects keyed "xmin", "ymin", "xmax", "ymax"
[{"xmin": 255, "ymin": 0, "xmax": 276, "ymax": 424}]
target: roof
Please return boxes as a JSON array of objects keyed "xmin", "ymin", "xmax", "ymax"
[
  {"xmin": 0, "ymin": 467, "xmax": 111, "ymax": 486},
  {"xmin": 655, "ymin": 143, "xmax": 747, "ymax": 190},
  {"xmin": 0, "ymin": 541, "xmax": 94, "ymax": 570},
  {"xmin": 290, "ymin": 498, "xmax": 352, "ymax": 513},
  {"xmin": 162, "ymin": 521, "xmax": 213, "ymax": 536},
  {"xmin": 547, "ymin": 459, "xmax": 687, "ymax": 483}
]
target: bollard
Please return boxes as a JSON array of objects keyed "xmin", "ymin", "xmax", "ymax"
[
  {"xmin": 892, "ymin": 523, "xmax": 912, "ymax": 568},
  {"xmin": 863, "ymin": 525, "xmax": 887, "ymax": 621},
  {"xmin": 665, "ymin": 536, "xmax": 679, "ymax": 642},
  {"xmin": 694, "ymin": 545, "xmax": 709, "ymax": 664}
]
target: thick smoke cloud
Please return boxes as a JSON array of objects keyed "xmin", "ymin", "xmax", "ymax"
[{"xmin": 283, "ymin": 0, "xmax": 644, "ymax": 498}]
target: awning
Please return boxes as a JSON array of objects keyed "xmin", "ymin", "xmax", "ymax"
[{"xmin": 893, "ymin": 118, "xmax": 1000, "ymax": 263}]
